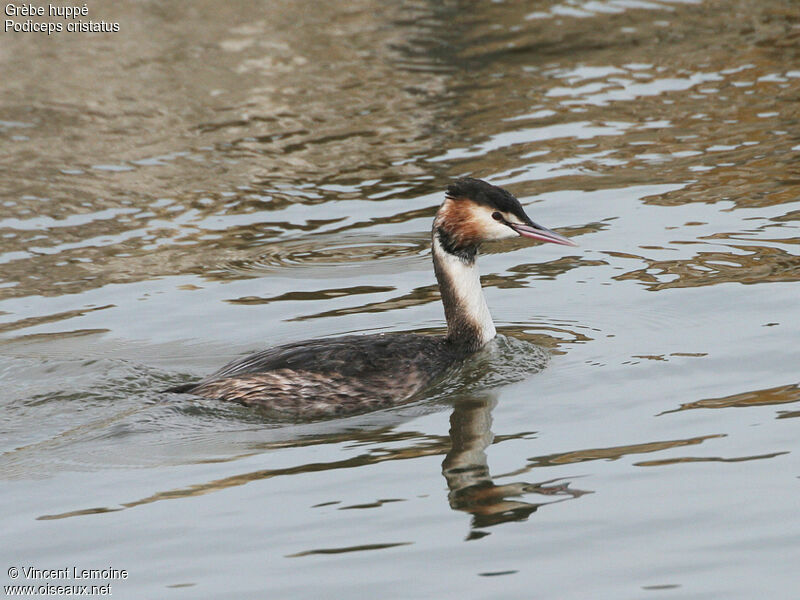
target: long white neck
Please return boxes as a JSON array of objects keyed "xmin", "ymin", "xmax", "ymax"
[{"xmin": 432, "ymin": 231, "xmax": 496, "ymax": 350}]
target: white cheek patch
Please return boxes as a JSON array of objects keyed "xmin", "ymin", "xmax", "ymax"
[
  {"xmin": 492, "ymin": 221, "xmax": 517, "ymax": 240},
  {"xmin": 472, "ymin": 206, "xmax": 517, "ymax": 241}
]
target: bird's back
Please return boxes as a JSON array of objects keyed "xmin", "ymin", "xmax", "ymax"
[{"xmin": 168, "ymin": 333, "xmax": 467, "ymax": 419}]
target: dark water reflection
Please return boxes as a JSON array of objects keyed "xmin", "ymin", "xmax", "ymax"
[
  {"xmin": 30, "ymin": 388, "xmax": 594, "ymax": 547},
  {"xmin": 443, "ymin": 394, "xmax": 590, "ymax": 538},
  {"xmin": 2, "ymin": 0, "xmax": 800, "ymax": 597}
]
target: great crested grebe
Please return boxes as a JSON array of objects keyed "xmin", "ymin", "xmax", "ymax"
[{"xmin": 167, "ymin": 178, "xmax": 576, "ymax": 418}]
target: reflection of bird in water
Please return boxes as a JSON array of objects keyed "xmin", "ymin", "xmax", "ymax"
[
  {"xmin": 166, "ymin": 178, "xmax": 576, "ymax": 419},
  {"xmin": 443, "ymin": 394, "xmax": 590, "ymax": 539}
]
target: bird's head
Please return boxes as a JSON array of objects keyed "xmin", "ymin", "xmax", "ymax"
[{"xmin": 434, "ymin": 178, "xmax": 576, "ymax": 258}]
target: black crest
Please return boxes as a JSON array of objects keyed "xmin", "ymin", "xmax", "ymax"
[{"xmin": 446, "ymin": 178, "xmax": 532, "ymax": 225}]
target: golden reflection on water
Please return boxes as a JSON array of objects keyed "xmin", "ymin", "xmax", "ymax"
[
  {"xmin": 227, "ymin": 285, "xmax": 396, "ymax": 306},
  {"xmin": 0, "ymin": 305, "xmax": 113, "ymax": 335},
  {"xmin": 502, "ymin": 434, "xmax": 726, "ymax": 477},
  {"xmin": 635, "ymin": 451, "xmax": 788, "ymax": 467},
  {"xmin": 658, "ymin": 383, "xmax": 800, "ymax": 415},
  {"xmin": 286, "ymin": 542, "xmax": 413, "ymax": 558},
  {"xmin": 614, "ymin": 243, "xmax": 800, "ymax": 290},
  {"xmin": 277, "ymin": 253, "xmax": 600, "ymax": 323},
  {"xmin": 1, "ymin": 0, "xmax": 798, "ymax": 313}
]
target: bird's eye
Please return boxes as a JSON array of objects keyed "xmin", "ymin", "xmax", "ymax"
[{"xmin": 492, "ymin": 212, "xmax": 503, "ymax": 222}]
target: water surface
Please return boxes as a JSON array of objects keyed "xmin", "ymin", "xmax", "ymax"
[{"xmin": 1, "ymin": 1, "xmax": 799, "ymax": 598}]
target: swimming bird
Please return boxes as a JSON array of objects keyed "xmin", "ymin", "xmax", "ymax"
[{"xmin": 167, "ymin": 178, "xmax": 576, "ymax": 419}]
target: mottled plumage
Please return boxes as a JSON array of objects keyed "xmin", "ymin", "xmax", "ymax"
[
  {"xmin": 172, "ymin": 334, "xmax": 467, "ymax": 419},
  {"xmin": 173, "ymin": 334, "xmax": 468, "ymax": 419}
]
